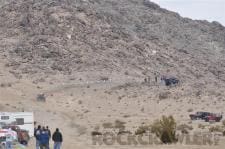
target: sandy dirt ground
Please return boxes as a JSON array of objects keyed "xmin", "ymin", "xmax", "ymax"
[{"xmin": 0, "ymin": 57, "xmax": 225, "ymax": 149}]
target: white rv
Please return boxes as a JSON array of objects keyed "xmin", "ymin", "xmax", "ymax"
[{"xmin": 0, "ymin": 112, "xmax": 34, "ymax": 137}]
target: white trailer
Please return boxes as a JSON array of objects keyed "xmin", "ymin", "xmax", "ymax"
[{"xmin": 0, "ymin": 112, "xmax": 34, "ymax": 137}]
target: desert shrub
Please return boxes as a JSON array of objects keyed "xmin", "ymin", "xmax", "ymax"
[
  {"xmin": 177, "ymin": 124, "xmax": 193, "ymax": 134},
  {"xmin": 151, "ymin": 116, "xmax": 177, "ymax": 144},
  {"xmin": 102, "ymin": 120, "xmax": 126, "ymax": 130},
  {"xmin": 114, "ymin": 120, "xmax": 126, "ymax": 130},
  {"xmin": 195, "ymin": 91, "xmax": 201, "ymax": 97},
  {"xmin": 187, "ymin": 108, "xmax": 193, "ymax": 113},
  {"xmin": 118, "ymin": 130, "xmax": 132, "ymax": 135},
  {"xmin": 124, "ymin": 71, "xmax": 129, "ymax": 75},
  {"xmin": 158, "ymin": 92, "xmax": 170, "ymax": 100},
  {"xmin": 102, "ymin": 122, "xmax": 114, "ymax": 128},
  {"xmin": 0, "ymin": 83, "xmax": 12, "ymax": 88},
  {"xmin": 100, "ymin": 76, "xmax": 109, "ymax": 81},
  {"xmin": 123, "ymin": 115, "xmax": 130, "ymax": 118},
  {"xmin": 222, "ymin": 120, "xmax": 225, "ymax": 127},
  {"xmin": 78, "ymin": 100, "xmax": 82, "ymax": 104},
  {"xmin": 91, "ymin": 131, "xmax": 102, "ymax": 136},
  {"xmin": 198, "ymin": 124, "xmax": 206, "ymax": 129},
  {"xmin": 135, "ymin": 125, "xmax": 150, "ymax": 135},
  {"xmin": 209, "ymin": 126, "xmax": 223, "ymax": 133}
]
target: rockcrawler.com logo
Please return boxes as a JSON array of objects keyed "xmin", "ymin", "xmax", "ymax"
[{"xmin": 92, "ymin": 131, "xmax": 221, "ymax": 146}]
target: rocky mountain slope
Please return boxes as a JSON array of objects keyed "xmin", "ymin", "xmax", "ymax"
[
  {"xmin": 0, "ymin": 0, "xmax": 225, "ymax": 86},
  {"xmin": 1, "ymin": 1, "xmax": 225, "ymax": 149}
]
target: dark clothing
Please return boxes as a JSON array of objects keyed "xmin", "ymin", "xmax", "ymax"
[
  {"xmin": 47, "ymin": 129, "xmax": 51, "ymax": 137},
  {"xmin": 52, "ymin": 131, "xmax": 63, "ymax": 142},
  {"xmin": 46, "ymin": 129, "xmax": 51, "ymax": 149},
  {"xmin": 34, "ymin": 128, "xmax": 37, "ymax": 137}
]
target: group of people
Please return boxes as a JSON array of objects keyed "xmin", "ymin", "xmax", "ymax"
[{"xmin": 34, "ymin": 125, "xmax": 63, "ymax": 149}]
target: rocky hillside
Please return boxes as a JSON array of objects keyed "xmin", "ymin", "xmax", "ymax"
[
  {"xmin": 0, "ymin": 1, "xmax": 225, "ymax": 148},
  {"xmin": 0, "ymin": 0, "xmax": 225, "ymax": 86}
]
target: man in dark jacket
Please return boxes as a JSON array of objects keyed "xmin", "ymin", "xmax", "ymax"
[
  {"xmin": 46, "ymin": 126, "xmax": 51, "ymax": 137},
  {"xmin": 34, "ymin": 125, "xmax": 42, "ymax": 149},
  {"xmin": 52, "ymin": 128, "xmax": 63, "ymax": 149},
  {"xmin": 46, "ymin": 126, "xmax": 51, "ymax": 149}
]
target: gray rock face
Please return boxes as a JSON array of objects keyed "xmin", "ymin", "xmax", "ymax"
[{"xmin": 0, "ymin": 0, "xmax": 225, "ymax": 86}]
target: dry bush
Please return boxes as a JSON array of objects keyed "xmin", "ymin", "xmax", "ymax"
[
  {"xmin": 195, "ymin": 91, "xmax": 201, "ymax": 97},
  {"xmin": 0, "ymin": 83, "xmax": 12, "ymax": 87},
  {"xmin": 77, "ymin": 126, "xmax": 87, "ymax": 136},
  {"xmin": 209, "ymin": 126, "xmax": 223, "ymax": 133},
  {"xmin": 177, "ymin": 124, "xmax": 193, "ymax": 134},
  {"xmin": 78, "ymin": 100, "xmax": 82, "ymax": 104},
  {"xmin": 118, "ymin": 130, "xmax": 132, "ymax": 135},
  {"xmin": 100, "ymin": 76, "xmax": 109, "ymax": 81},
  {"xmin": 115, "ymin": 120, "xmax": 126, "ymax": 131},
  {"xmin": 91, "ymin": 131, "xmax": 102, "ymax": 136},
  {"xmin": 123, "ymin": 115, "xmax": 130, "ymax": 118},
  {"xmin": 102, "ymin": 122, "xmax": 114, "ymax": 128},
  {"xmin": 158, "ymin": 92, "xmax": 170, "ymax": 100},
  {"xmin": 222, "ymin": 120, "xmax": 225, "ymax": 127},
  {"xmin": 135, "ymin": 125, "xmax": 150, "ymax": 135},
  {"xmin": 198, "ymin": 124, "xmax": 206, "ymax": 129},
  {"xmin": 151, "ymin": 116, "xmax": 177, "ymax": 144},
  {"xmin": 124, "ymin": 71, "xmax": 129, "ymax": 75},
  {"xmin": 187, "ymin": 108, "xmax": 193, "ymax": 113}
]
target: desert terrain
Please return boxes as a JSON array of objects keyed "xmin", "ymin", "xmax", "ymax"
[{"xmin": 0, "ymin": 0, "xmax": 225, "ymax": 149}]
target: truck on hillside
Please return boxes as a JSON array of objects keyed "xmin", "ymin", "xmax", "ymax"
[{"xmin": 189, "ymin": 111, "xmax": 223, "ymax": 122}]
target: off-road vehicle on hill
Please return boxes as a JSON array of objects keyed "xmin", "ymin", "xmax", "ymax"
[
  {"xmin": 204, "ymin": 113, "xmax": 223, "ymax": 122},
  {"xmin": 189, "ymin": 112, "xmax": 211, "ymax": 120},
  {"xmin": 161, "ymin": 76, "xmax": 180, "ymax": 86},
  {"xmin": 189, "ymin": 112, "xmax": 223, "ymax": 122}
]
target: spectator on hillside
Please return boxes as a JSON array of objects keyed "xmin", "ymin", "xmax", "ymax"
[
  {"xmin": 39, "ymin": 129, "xmax": 50, "ymax": 149},
  {"xmin": 46, "ymin": 126, "xmax": 51, "ymax": 137},
  {"xmin": 52, "ymin": 128, "xmax": 63, "ymax": 149},
  {"xmin": 42, "ymin": 126, "xmax": 46, "ymax": 131},
  {"xmin": 46, "ymin": 126, "xmax": 51, "ymax": 149},
  {"xmin": 34, "ymin": 125, "xmax": 42, "ymax": 149}
]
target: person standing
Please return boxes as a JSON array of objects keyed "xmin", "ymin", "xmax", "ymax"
[
  {"xmin": 52, "ymin": 128, "xmax": 63, "ymax": 149},
  {"xmin": 39, "ymin": 129, "xmax": 50, "ymax": 149},
  {"xmin": 46, "ymin": 126, "xmax": 51, "ymax": 149},
  {"xmin": 5, "ymin": 128, "xmax": 14, "ymax": 149},
  {"xmin": 46, "ymin": 126, "xmax": 51, "ymax": 138},
  {"xmin": 34, "ymin": 125, "xmax": 42, "ymax": 149}
]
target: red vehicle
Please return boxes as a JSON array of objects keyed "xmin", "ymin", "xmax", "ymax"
[
  {"xmin": 189, "ymin": 112, "xmax": 223, "ymax": 122},
  {"xmin": 2, "ymin": 125, "xmax": 30, "ymax": 145},
  {"xmin": 204, "ymin": 113, "xmax": 223, "ymax": 122},
  {"xmin": 189, "ymin": 112, "xmax": 211, "ymax": 120}
]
